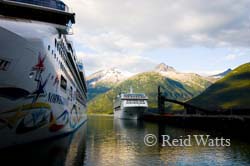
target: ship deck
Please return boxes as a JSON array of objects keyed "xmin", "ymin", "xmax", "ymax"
[{"xmin": 0, "ymin": 0, "xmax": 75, "ymax": 26}]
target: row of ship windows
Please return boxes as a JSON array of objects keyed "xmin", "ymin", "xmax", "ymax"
[
  {"xmin": 54, "ymin": 38, "xmax": 76, "ymax": 62},
  {"xmin": 48, "ymin": 39, "xmax": 85, "ymax": 99},
  {"xmin": 49, "ymin": 44, "xmax": 83, "ymax": 101},
  {"xmin": 48, "ymin": 43, "xmax": 67, "ymax": 73},
  {"xmin": 48, "ymin": 39, "xmax": 66, "ymax": 57},
  {"xmin": 51, "ymin": 38, "xmax": 81, "ymax": 84},
  {"xmin": 123, "ymin": 95, "xmax": 146, "ymax": 99},
  {"xmin": 47, "ymin": 41, "xmax": 71, "ymax": 94},
  {"xmin": 126, "ymin": 100, "xmax": 146, "ymax": 104},
  {"xmin": 61, "ymin": 74, "xmax": 86, "ymax": 104},
  {"xmin": 48, "ymin": 41, "xmax": 79, "ymax": 92},
  {"xmin": 47, "ymin": 38, "xmax": 86, "ymax": 105},
  {"xmin": 48, "ymin": 38, "xmax": 77, "ymax": 74}
]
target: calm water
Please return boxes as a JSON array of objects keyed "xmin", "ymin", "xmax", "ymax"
[{"xmin": 1, "ymin": 115, "xmax": 250, "ymax": 166}]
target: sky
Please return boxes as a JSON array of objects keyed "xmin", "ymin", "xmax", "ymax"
[{"xmin": 64, "ymin": 0, "xmax": 250, "ymax": 76}]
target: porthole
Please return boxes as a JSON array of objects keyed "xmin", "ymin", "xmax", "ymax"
[{"xmin": 29, "ymin": 71, "xmax": 34, "ymax": 78}]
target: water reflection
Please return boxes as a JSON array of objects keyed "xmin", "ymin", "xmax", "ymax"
[
  {"xmin": 86, "ymin": 115, "xmax": 250, "ymax": 166},
  {"xmin": 0, "ymin": 123, "xmax": 87, "ymax": 166},
  {"xmin": 1, "ymin": 116, "xmax": 250, "ymax": 166}
]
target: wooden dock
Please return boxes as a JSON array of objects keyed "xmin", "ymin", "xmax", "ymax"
[{"xmin": 143, "ymin": 86, "xmax": 250, "ymax": 135}]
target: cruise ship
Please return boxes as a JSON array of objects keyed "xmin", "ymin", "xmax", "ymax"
[
  {"xmin": 113, "ymin": 88, "xmax": 148, "ymax": 119},
  {"xmin": 0, "ymin": 0, "xmax": 87, "ymax": 148}
]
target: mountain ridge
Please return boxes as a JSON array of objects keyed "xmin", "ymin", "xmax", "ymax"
[
  {"xmin": 87, "ymin": 71, "xmax": 201, "ymax": 114},
  {"xmin": 153, "ymin": 63, "xmax": 212, "ymax": 92},
  {"xmin": 87, "ymin": 64, "xmax": 214, "ymax": 114},
  {"xmin": 189, "ymin": 63, "xmax": 250, "ymax": 110},
  {"xmin": 211, "ymin": 68, "xmax": 232, "ymax": 78},
  {"xmin": 86, "ymin": 63, "xmax": 235, "ymax": 114}
]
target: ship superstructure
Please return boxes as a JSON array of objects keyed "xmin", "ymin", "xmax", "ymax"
[{"xmin": 114, "ymin": 88, "xmax": 148, "ymax": 119}]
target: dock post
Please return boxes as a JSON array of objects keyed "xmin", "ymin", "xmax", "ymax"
[{"xmin": 158, "ymin": 86, "xmax": 164, "ymax": 115}]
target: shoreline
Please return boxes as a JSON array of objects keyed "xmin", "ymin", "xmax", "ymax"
[{"xmin": 87, "ymin": 113, "xmax": 114, "ymax": 117}]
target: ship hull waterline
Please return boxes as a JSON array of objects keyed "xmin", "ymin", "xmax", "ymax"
[{"xmin": 114, "ymin": 107, "xmax": 147, "ymax": 120}]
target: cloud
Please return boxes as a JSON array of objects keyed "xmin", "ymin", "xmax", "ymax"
[
  {"xmin": 63, "ymin": 0, "xmax": 250, "ymax": 73},
  {"xmin": 225, "ymin": 54, "xmax": 240, "ymax": 60},
  {"xmin": 77, "ymin": 51, "xmax": 157, "ymax": 75},
  {"xmin": 66, "ymin": 0, "xmax": 250, "ymax": 48}
]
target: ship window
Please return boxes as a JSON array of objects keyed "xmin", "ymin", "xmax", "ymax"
[
  {"xmin": 60, "ymin": 61, "xmax": 63, "ymax": 69},
  {"xmin": 126, "ymin": 100, "xmax": 145, "ymax": 104},
  {"xmin": 52, "ymin": 50, "xmax": 53, "ymax": 55},
  {"xmin": 70, "ymin": 86, "xmax": 73, "ymax": 100},
  {"xmin": 55, "ymin": 39, "xmax": 57, "ymax": 47},
  {"xmin": 48, "ymin": 45, "xmax": 50, "ymax": 51},
  {"xmin": 60, "ymin": 75, "xmax": 67, "ymax": 90}
]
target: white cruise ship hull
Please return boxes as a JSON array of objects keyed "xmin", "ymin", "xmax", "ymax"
[
  {"xmin": 0, "ymin": 19, "xmax": 87, "ymax": 149},
  {"xmin": 114, "ymin": 106, "xmax": 147, "ymax": 120}
]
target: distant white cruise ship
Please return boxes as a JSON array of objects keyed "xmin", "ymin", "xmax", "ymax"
[
  {"xmin": 0, "ymin": 0, "xmax": 87, "ymax": 148},
  {"xmin": 113, "ymin": 88, "xmax": 148, "ymax": 119}
]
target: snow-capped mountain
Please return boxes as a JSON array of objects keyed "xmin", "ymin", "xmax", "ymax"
[
  {"xmin": 211, "ymin": 68, "xmax": 232, "ymax": 78},
  {"xmin": 87, "ymin": 67, "xmax": 129, "ymax": 87},
  {"xmin": 154, "ymin": 63, "xmax": 176, "ymax": 72},
  {"xmin": 154, "ymin": 63, "xmax": 212, "ymax": 90},
  {"xmin": 87, "ymin": 63, "xmax": 213, "ymax": 104}
]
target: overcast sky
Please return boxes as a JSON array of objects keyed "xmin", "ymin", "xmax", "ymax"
[{"xmin": 64, "ymin": 0, "xmax": 250, "ymax": 76}]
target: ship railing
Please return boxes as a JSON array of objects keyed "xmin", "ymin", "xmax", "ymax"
[
  {"xmin": 121, "ymin": 97, "xmax": 148, "ymax": 100},
  {"xmin": 5, "ymin": 0, "xmax": 69, "ymax": 12},
  {"xmin": 1, "ymin": 0, "xmax": 75, "ymax": 26}
]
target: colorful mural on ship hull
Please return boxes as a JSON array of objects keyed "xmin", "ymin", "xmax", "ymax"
[
  {"xmin": 0, "ymin": 102, "xmax": 83, "ymax": 135},
  {"xmin": 0, "ymin": 48, "xmax": 87, "ymax": 149}
]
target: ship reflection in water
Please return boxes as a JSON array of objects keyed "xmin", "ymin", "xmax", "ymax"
[
  {"xmin": 0, "ymin": 124, "xmax": 87, "ymax": 166},
  {"xmin": 1, "ymin": 115, "xmax": 250, "ymax": 165}
]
